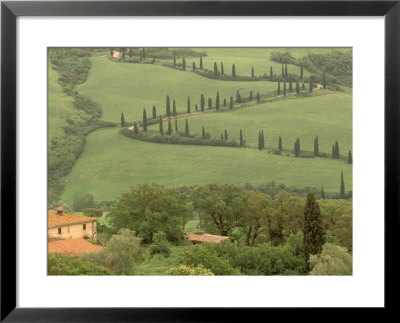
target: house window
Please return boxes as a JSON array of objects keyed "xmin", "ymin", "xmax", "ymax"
[
  {"xmin": 83, "ymin": 224, "xmax": 86, "ymax": 230},
  {"xmin": 58, "ymin": 228, "xmax": 61, "ymax": 234}
]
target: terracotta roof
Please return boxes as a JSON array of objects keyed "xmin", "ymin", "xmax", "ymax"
[
  {"xmin": 48, "ymin": 210, "xmax": 98, "ymax": 228},
  {"xmin": 48, "ymin": 238, "xmax": 103, "ymax": 256},
  {"xmin": 186, "ymin": 233, "xmax": 229, "ymax": 244}
]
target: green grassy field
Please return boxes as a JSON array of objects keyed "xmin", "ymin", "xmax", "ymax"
[
  {"xmin": 61, "ymin": 128, "xmax": 352, "ymax": 204},
  {"xmin": 151, "ymin": 92, "xmax": 352, "ymax": 155},
  {"xmin": 77, "ymin": 56, "xmax": 278, "ymax": 123}
]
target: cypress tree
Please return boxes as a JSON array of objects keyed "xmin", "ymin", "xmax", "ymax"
[
  {"xmin": 289, "ymin": 82, "xmax": 293, "ymax": 93},
  {"xmin": 133, "ymin": 121, "xmax": 139, "ymax": 134},
  {"xmin": 322, "ymin": 71, "xmax": 326, "ymax": 89},
  {"xmin": 202, "ymin": 126, "xmax": 206, "ymax": 139},
  {"xmin": 236, "ymin": 90, "xmax": 241, "ymax": 103},
  {"xmin": 175, "ymin": 118, "xmax": 178, "ymax": 132},
  {"xmin": 182, "ymin": 57, "xmax": 186, "ymax": 70},
  {"xmin": 120, "ymin": 112, "xmax": 125, "ymax": 127},
  {"xmin": 277, "ymin": 82, "xmax": 281, "ymax": 95},
  {"xmin": 192, "ymin": 62, "xmax": 195, "ymax": 71},
  {"xmin": 249, "ymin": 91, "xmax": 253, "ymax": 101},
  {"xmin": 261, "ymin": 130, "xmax": 265, "ymax": 149},
  {"xmin": 303, "ymin": 192, "xmax": 325, "ymax": 262},
  {"xmin": 200, "ymin": 94, "xmax": 205, "ymax": 112},
  {"xmin": 185, "ymin": 118, "xmax": 189, "ymax": 137},
  {"xmin": 296, "ymin": 81, "xmax": 300, "ymax": 95},
  {"xmin": 321, "ymin": 186, "xmax": 325, "ymax": 200},
  {"xmin": 278, "ymin": 136, "xmax": 282, "ymax": 152},
  {"xmin": 335, "ymin": 141, "xmax": 340, "ymax": 158},
  {"xmin": 240, "ymin": 129, "xmax": 243, "ymax": 147},
  {"xmin": 142, "ymin": 109, "xmax": 148, "ymax": 131},
  {"xmin": 283, "ymin": 82, "xmax": 287, "ymax": 96},
  {"xmin": 300, "ymin": 65, "xmax": 304, "ymax": 80},
  {"xmin": 285, "ymin": 64, "xmax": 288, "ymax": 77},
  {"xmin": 332, "ymin": 145, "xmax": 335, "ymax": 159},
  {"xmin": 173, "ymin": 55, "xmax": 176, "ymax": 67},
  {"xmin": 251, "ymin": 66, "xmax": 255, "ymax": 78},
  {"xmin": 223, "ymin": 98, "xmax": 227, "ymax": 107},
  {"xmin": 224, "ymin": 129, "xmax": 228, "ymax": 140},
  {"xmin": 256, "ymin": 91, "xmax": 260, "ymax": 103},
  {"xmin": 166, "ymin": 118, "xmax": 172, "ymax": 135},
  {"xmin": 314, "ymin": 136, "xmax": 319, "ymax": 156},
  {"xmin": 200, "ymin": 56, "xmax": 203, "ymax": 70},
  {"xmin": 232, "ymin": 64, "xmax": 236, "ymax": 77},
  {"xmin": 187, "ymin": 97, "xmax": 191, "ymax": 114},
  {"xmin": 214, "ymin": 62, "xmax": 218, "ymax": 75},
  {"xmin": 309, "ymin": 76, "xmax": 313, "ymax": 92},
  {"xmin": 258, "ymin": 131, "xmax": 262, "ymax": 150},
  {"xmin": 195, "ymin": 104, "xmax": 198, "ymax": 112},
  {"xmin": 152, "ymin": 105, "xmax": 157, "ymax": 119},
  {"xmin": 215, "ymin": 92, "xmax": 220, "ymax": 111},
  {"xmin": 208, "ymin": 98, "xmax": 212, "ymax": 110},
  {"xmin": 159, "ymin": 116, "xmax": 164, "ymax": 136},
  {"xmin": 221, "ymin": 62, "xmax": 224, "ymax": 75},
  {"xmin": 281, "ymin": 64, "xmax": 284, "ymax": 77},
  {"xmin": 294, "ymin": 137, "xmax": 300, "ymax": 156},
  {"xmin": 270, "ymin": 66, "xmax": 273, "ymax": 79},
  {"xmin": 229, "ymin": 96, "xmax": 233, "ymax": 109},
  {"xmin": 348, "ymin": 150, "xmax": 353, "ymax": 164},
  {"xmin": 166, "ymin": 95, "xmax": 171, "ymax": 117},
  {"xmin": 340, "ymin": 172, "xmax": 345, "ymax": 198},
  {"xmin": 173, "ymin": 100, "xmax": 177, "ymax": 116}
]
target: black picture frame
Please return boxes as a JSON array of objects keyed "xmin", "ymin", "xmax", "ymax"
[{"xmin": 1, "ymin": 1, "xmax": 399, "ymax": 321}]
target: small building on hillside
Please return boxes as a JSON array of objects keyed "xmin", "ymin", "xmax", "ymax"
[
  {"xmin": 186, "ymin": 233, "xmax": 229, "ymax": 244},
  {"xmin": 48, "ymin": 207, "xmax": 98, "ymax": 240},
  {"xmin": 48, "ymin": 238, "xmax": 103, "ymax": 257}
]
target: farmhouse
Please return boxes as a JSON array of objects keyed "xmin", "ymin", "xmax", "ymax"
[
  {"xmin": 186, "ymin": 233, "xmax": 229, "ymax": 244},
  {"xmin": 48, "ymin": 207, "xmax": 98, "ymax": 240}
]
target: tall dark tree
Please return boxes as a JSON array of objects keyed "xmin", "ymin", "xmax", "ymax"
[
  {"xmin": 348, "ymin": 150, "xmax": 353, "ymax": 164},
  {"xmin": 121, "ymin": 49, "xmax": 125, "ymax": 61},
  {"xmin": 128, "ymin": 48, "xmax": 133, "ymax": 58},
  {"xmin": 110, "ymin": 48, "xmax": 114, "ymax": 57},
  {"xmin": 309, "ymin": 76, "xmax": 313, "ymax": 92},
  {"xmin": 224, "ymin": 129, "xmax": 228, "ymax": 140},
  {"xmin": 285, "ymin": 64, "xmax": 288, "ymax": 77},
  {"xmin": 133, "ymin": 121, "xmax": 139, "ymax": 134},
  {"xmin": 289, "ymin": 82, "xmax": 293, "ymax": 93},
  {"xmin": 322, "ymin": 71, "xmax": 327, "ymax": 89},
  {"xmin": 314, "ymin": 136, "xmax": 319, "ymax": 156},
  {"xmin": 300, "ymin": 65, "xmax": 304, "ymax": 80},
  {"xmin": 240, "ymin": 129, "xmax": 244, "ymax": 147},
  {"xmin": 208, "ymin": 98, "xmax": 212, "ymax": 110},
  {"xmin": 175, "ymin": 118, "xmax": 178, "ymax": 132},
  {"xmin": 294, "ymin": 137, "xmax": 300, "ymax": 156},
  {"xmin": 173, "ymin": 100, "xmax": 177, "ymax": 116},
  {"xmin": 303, "ymin": 192, "xmax": 325, "ymax": 262},
  {"xmin": 159, "ymin": 116, "xmax": 164, "ymax": 136},
  {"xmin": 236, "ymin": 90, "xmax": 241, "ymax": 103},
  {"xmin": 270, "ymin": 66, "xmax": 273, "ymax": 79},
  {"xmin": 296, "ymin": 81, "xmax": 300, "ymax": 95},
  {"xmin": 340, "ymin": 172, "xmax": 345, "ymax": 198},
  {"xmin": 223, "ymin": 97, "xmax": 227, "ymax": 107},
  {"xmin": 258, "ymin": 131, "xmax": 262, "ymax": 150},
  {"xmin": 182, "ymin": 57, "xmax": 186, "ymax": 70},
  {"xmin": 202, "ymin": 126, "xmax": 206, "ymax": 140},
  {"xmin": 192, "ymin": 62, "xmax": 195, "ymax": 71},
  {"xmin": 214, "ymin": 62, "xmax": 218, "ymax": 75},
  {"xmin": 283, "ymin": 82, "xmax": 287, "ymax": 96},
  {"xmin": 221, "ymin": 62, "xmax": 224, "ymax": 75},
  {"xmin": 200, "ymin": 94, "xmax": 205, "ymax": 112},
  {"xmin": 256, "ymin": 91, "xmax": 260, "ymax": 103},
  {"xmin": 200, "ymin": 56, "xmax": 203, "ymax": 70},
  {"xmin": 166, "ymin": 118, "xmax": 172, "ymax": 135},
  {"xmin": 152, "ymin": 105, "xmax": 157, "ymax": 119},
  {"xmin": 261, "ymin": 130, "xmax": 265, "ymax": 149},
  {"xmin": 173, "ymin": 55, "xmax": 176, "ymax": 67},
  {"xmin": 335, "ymin": 141, "xmax": 340, "ymax": 158},
  {"xmin": 281, "ymin": 64, "xmax": 284, "ymax": 77},
  {"xmin": 277, "ymin": 82, "xmax": 281, "ymax": 95},
  {"xmin": 187, "ymin": 97, "xmax": 191, "ymax": 114},
  {"xmin": 229, "ymin": 96, "xmax": 233, "ymax": 109},
  {"xmin": 120, "ymin": 112, "xmax": 125, "ymax": 127},
  {"xmin": 249, "ymin": 91, "xmax": 254, "ymax": 101},
  {"xmin": 166, "ymin": 95, "xmax": 171, "ymax": 117},
  {"xmin": 251, "ymin": 66, "xmax": 255, "ymax": 78},
  {"xmin": 332, "ymin": 145, "xmax": 335, "ymax": 159},
  {"xmin": 232, "ymin": 63, "xmax": 236, "ymax": 77},
  {"xmin": 321, "ymin": 186, "xmax": 325, "ymax": 200},
  {"xmin": 215, "ymin": 92, "xmax": 220, "ymax": 111},
  {"xmin": 278, "ymin": 136, "xmax": 282, "ymax": 152},
  {"xmin": 142, "ymin": 109, "xmax": 148, "ymax": 131},
  {"xmin": 185, "ymin": 118, "xmax": 189, "ymax": 137}
]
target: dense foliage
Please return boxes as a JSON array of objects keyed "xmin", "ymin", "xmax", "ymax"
[{"xmin": 48, "ymin": 253, "xmax": 112, "ymax": 275}]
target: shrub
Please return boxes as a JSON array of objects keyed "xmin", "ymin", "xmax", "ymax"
[
  {"xmin": 167, "ymin": 264, "xmax": 214, "ymax": 276},
  {"xmin": 150, "ymin": 231, "xmax": 171, "ymax": 257},
  {"xmin": 48, "ymin": 253, "xmax": 112, "ymax": 275},
  {"xmin": 82, "ymin": 208, "xmax": 103, "ymax": 217}
]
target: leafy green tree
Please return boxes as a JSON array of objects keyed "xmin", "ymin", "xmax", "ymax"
[
  {"xmin": 202, "ymin": 126, "xmax": 206, "ymax": 139},
  {"xmin": 150, "ymin": 231, "xmax": 171, "ymax": 257},
  {"xmin": 152, "ymin": 105, "xmax": 157, "ymax": 119},
  {"xmin": 215, "ymin": 91, "xmax": 220, "ymax": 111},
  {"xmin": 224, "ymin": 129, "xmax": 228, "ymax": 140},
  {"xmin": 277, "ymin": 82, "xmax": 281, "ymax": 95},
  {"xmin": 261, "ymin": 130, "xmax": 265, "ymax": 149},
  {"xmin": 166, "ymin": 95, "xmax": 171, "ymax": 117},
  {"xmin": 166, "ymin": 118, "xmax": 172, "ymax": 135},
  {"xmin": 321, "ymin": 186, "xmax": 325, "ymax": 199},
  {"xmin": 167, "ymin": 264, "xmax": 214, "ymax": 275},
  {"xmin": 294, "ymin": 137, "xmax": 300, "ymax": 156},
  {"xmin": 120, "ymin": 112, "xmax": 125, "ymax": 127},
  {"xmin": 214, "ymin": 62, "xmax": 218, "ymax": 75},
  {"xmin": 348, "ymin": 150, "xmax": 352, "ymax": 164},
  {"xmin": 340, "ymin": 172, "xmax": 345, "ymax": 198},
  {"xmin": 159, "ymin": 116, "xmax": 164, "ymax": 135},
  {"xmin": 173, "ymin": 55, "xmax": 176, "ymax": 67},
  {"xmin": 314, "ymin": 135, "xmax": 319, "ymax": 156},
  {"xmin": 309, "ymin": 243, "xmax": 352, "ymax": 275},
  {"xmin": 187, "ymin": 96, "xmax": 191, "ymax": 114},
  {"xmin": 142, "ymin": 109, "xmax": 148, "ymax": 131},
  {"xmin": 270, "ymin": 66, "xmax": 273, "ymax": 79},
  {"xmin": 105, "ymin": 228, "xmax": 141, "ymax": 275},
  {"xmin": 200, "ymin": 94, "xmax": 205, "ymax": 111},
  {"xmin": 249, "ymin": 91, "xmax": 253, "ymax": 101},
  {"xmin": 173, "ymin": 100, "xmax": 177, "ymax": 116},
  {"xmin": 256, "ymin": 91, "xmax": 260, "ymax": 103},
  {"xmin": 302, "ymin": 82, "xmax": 305, "ymax": 90},
  {"xmin": 303, "ymin": 192, "xmax": 325, "ymax": 262},
  {"xmin": 251, "ymin": 66, "xmax": 254, "ymax": 78},
  {"xmin": 232, "ymin": 63, "xmax": 236, "ymax": 77},
  {"xmin": 221, "ymin": 62, "xmax": 224, "ymax": 75},
  {"xmin": 332, "ymin": 145, "xmax": 335, "ymax": 159},
  {"xmin": 182, "ymin": 57, "xmax": 186, "ymax": 70},
  {"xmin": 108, "ymin": 183, "xmax": 188, "ymax": 243},
  {"xmin": 73, "ymin": 193, "xmax": 96, "ymax": 211},
  {"xmin": 133, "ymin": 121, "xmax": 139, "ymax": 134},
  {"xmin": 185, "ymin": 118, "xmax": 189, "ymax": 137},
  {"xmin": 48, "ymin": 253, "xmax": 112, "ymax": 275},
  {"xmin": 208, "ymin": 98, "xmax": 212, "ymax": 110},
  {"xmin": 229, "ymin": 96, "xmax": 233, "ymax": 109}
]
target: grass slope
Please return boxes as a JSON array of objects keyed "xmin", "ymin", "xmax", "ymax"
[
  {"xmin": 61, "ymin": 128, "xmax": 352, "ymax": 204},
  {"xmin": 152, "ymin": 92, "xmax": 352, "ymax": 155},
  {"xmin": 77, "ymin": 56, "xmax": 278, "ymax": 123}
]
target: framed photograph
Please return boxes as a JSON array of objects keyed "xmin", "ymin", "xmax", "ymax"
[{"xmin": 1, "ymin": 0, "xmax": 399, "ymax": 321}]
